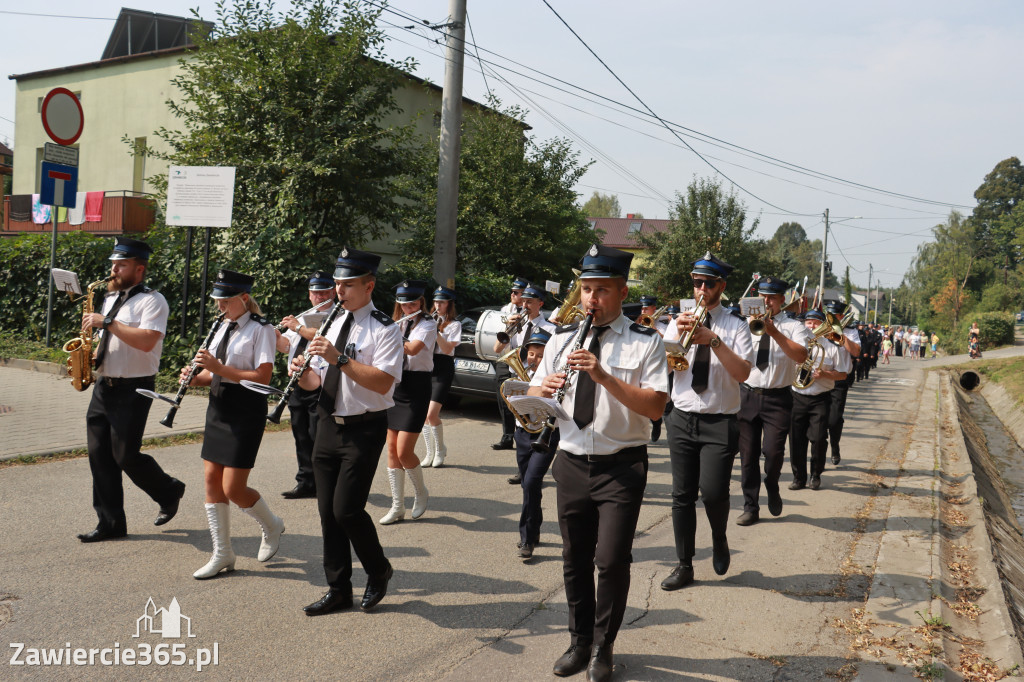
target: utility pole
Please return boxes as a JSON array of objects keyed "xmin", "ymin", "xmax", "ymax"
[
  {"xmin": 432, "ymin": 0, "xmax": 467, "ymax": 289},
  {"xmin": 866, "ymin": 263, "xmax": 872, "ymax": 323},
  {"xmin": 887, "ymin": 286, "xmax": 893, "ymax": 327},
  {"xmin": 817, "ymin": 208, "xmax": 829, "ymax": 308}
]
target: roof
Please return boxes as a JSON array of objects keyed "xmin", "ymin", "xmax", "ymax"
[
  {"xmin": 0, "ymin": 142, "xmax": 12, "ymax": 157},
  {"xmin": 102, "ymin": 8, "xmax": 212, "ymax": 60},
  {"xmin": 589, "ymin": 217, "xmax": 671, "ymax": 249}
]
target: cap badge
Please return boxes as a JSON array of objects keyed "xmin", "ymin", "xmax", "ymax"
[
  {"xmin": 588, "ymin": 244, "xmax": 599, "ymax": 257},
  {"xmin": 702, "ymin": 251, "xmax": 712, "ymax": 260},
  {"xmin": 341, "ymin": 247, "xmax": 349, "ymax": 258}
]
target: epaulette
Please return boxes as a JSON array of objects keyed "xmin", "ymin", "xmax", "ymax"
[
  {"xmin": 555, "ymin": 322, "xmax": 580, "ymax": 334},
  {"xmin": 140, "ymin": 285, "xmax": 153, "ymax": 293},
  {"xmin": 629, "ymin": 322, "xmax": 657, "ymax": 336},
  {"xmin": 250, "ymin": 313, "xmax": 270, "ymax": 325},
  {"xmin": 729, "ymin": 308, "xmax": 746, "ymax": 320},
  {"xmin": 371, "ymin": 309, "xmax": 395, "ymax": 326}
]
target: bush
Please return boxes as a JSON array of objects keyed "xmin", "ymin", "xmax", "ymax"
[{"xmin": 943, "ymin": 312, "xmax": 1015, "ymax": 354}]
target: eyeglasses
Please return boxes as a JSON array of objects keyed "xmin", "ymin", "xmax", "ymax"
[{"xmin": 692, "ymin": 278, "xmax": 719, "ymax": 289}]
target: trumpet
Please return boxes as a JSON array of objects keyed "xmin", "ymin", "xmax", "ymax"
[
  {"xmin": 497, "ymin": 306, "xmax": 526, "ymax": 345},
  {"xmin": 535, "ymin": 311, "xmax": 595, "ymax": 453},
  {"xmin": 667, "ymin": 294, "xmax": 707, "ymax": 371},
  {"xmin": 748, "ymin": 309, "xmax": 774, "ymax": 336},
  {"xmin": 793, "ymin": 339, "xmax": 825, "ymax": 389},
  {"xmin": 275, "ymin": 298, "xmax": 334, "ymax": 331},
  {"xmin": 637, "ymin": 304, "xmax": 668, "ymax": 328},
  {"xmin": 551, "ymin": 272, "xmax": 586, "ymax": 326}
]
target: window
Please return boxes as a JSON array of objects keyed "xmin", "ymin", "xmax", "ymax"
[
  {"xmin": 628, "ymin": 221, "xmax": 642, "ymax": 234},
  {"xmin": 588, "ymin": 219, "xmax": 597, "ymax": 230}
]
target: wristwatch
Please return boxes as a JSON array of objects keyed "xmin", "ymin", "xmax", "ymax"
[
  {"xmin": 335, "ymin": 354, "xmax": 350, "ymax": 370},
  {"xmin": 709, "ymin": 335, "xmax": 721, "ymax": 349},
  {"xmin": 103, "ymin": 315, "xmax": 114, "ymax": 329}
]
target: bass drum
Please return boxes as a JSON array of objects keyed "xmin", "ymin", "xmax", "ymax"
[{"xmin": 474, "ymin": 309, "xmax": 507, "ymax": 362}]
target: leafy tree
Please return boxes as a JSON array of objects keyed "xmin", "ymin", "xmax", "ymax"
[
  {"xmin": 581, "ymin": 191, "xmax": 621, "ymax": 218},
  {"xmin": 770, "ymin": 222, "xmax": 807, "ymax": 250},
  {"xmin": 634, "ymin": 177, "xmax": 768, "ymax": 300},
  {"xmin": 843, "ymin": 266, "xmax": 853, "ymax": 306},
  {"xmin": 973, "ymin": 157, "xmax": 1024, "ymax": 264},
  {"xmin": 398, "ymin": 97, "xmax": 595, "ymax": 286},
  {"xmin": 141, "ymin": 0, "xmax": 419, "ymax": 311}
]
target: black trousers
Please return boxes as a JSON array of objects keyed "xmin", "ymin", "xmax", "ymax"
[
  {"xmin": 514, "ymin": 426, "xmax": 558, "ymax": 544},
  {"xmin": 312, "ymin": 407, "xmax": 390, "ymax": 593},
  {"xmin": 737, "ymin": 387, "xmax": 792, "ymax": 513},
  {"xmin": 86, "ymin": 377, "xmax": 179, "ymax": 532},
  {"xmin": 856, "ymin": 355, "xmax": 870, "ymax": 380},
  {"xmin": 828, "ymin": 376, "xmax": 853, "ymax": 453},
  {"xmin": 495, "ymin": 365, "xmax": 516, "ymax": 438},
  {"xmin": 666, "ymin": 408, "xmax": 738, "ymax": 564},
  {"xmin": 287, "ymin": 386, "xmax": 319, "ymax": 489},
  {"xmin": 790, "ymin": 392, "xmax": 831, "ymax": 482},
  {"xmin": 554, "ymin": 449, "xmax": 647, "ymax": 648}
]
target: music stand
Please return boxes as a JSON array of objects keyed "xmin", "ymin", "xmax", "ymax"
[{"xmin": 51, "ymin": 269, "xmax": 82, "ymax": 296}]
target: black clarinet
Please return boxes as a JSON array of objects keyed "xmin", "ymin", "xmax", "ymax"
[
  {"xmin": 267, "ymin": 301, "xmax": 346, "ymax": 424},
  {"xmin": 161, "ymin": 312, "xmax": 226, "ymax": 428},
  {"xmin": 535, "ymin": 311, "xmax": 594, "ymax": 454}
]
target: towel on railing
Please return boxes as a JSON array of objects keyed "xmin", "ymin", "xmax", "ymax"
[
  {"xmin": 9, "ymin": 194, "xmax": 31, "ymax": 222},
  {"xmin": 57, "ymin": 207, "xmax": 67, "ymax": 223},
  {"xmin": 68, "ymin": 192, "xmax": 86, "ymax": 225},
  {"xmin": 32, "ymin": 194, "xmax": 52, "ymax": 224},
  {"xmin": 85, "ymin": 191, "xmax": 104, "ymax": 222}
]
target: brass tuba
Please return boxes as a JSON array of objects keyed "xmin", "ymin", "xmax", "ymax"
[
  {"xmin": 667, "ymin": 294, "xmax": 707, "ymax": 371},
  {"xmin": 551, "ymin": 271, "xmax": 585, "ymax": 326},
  {"xmin": 62, "ymin": 276, "xmax": 115, "ymax": 391},
  {"xmin": 496, "ymin": 347, "xmax": 544, "ymax": 433},
  {"xmin": 793, "ymin": 339, "xmax": 825, "ymax": 389}
]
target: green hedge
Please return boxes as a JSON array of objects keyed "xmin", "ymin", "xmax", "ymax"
[{"xmin": 942, "ymin": 312, "xmax": 1015, "ymax": 354}]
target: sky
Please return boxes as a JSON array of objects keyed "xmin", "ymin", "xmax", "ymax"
[{"xmin": 3, "ymin": 1, "xmax": 1022, "ymax": 288}]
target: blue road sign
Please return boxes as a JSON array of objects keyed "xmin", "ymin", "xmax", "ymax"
[{"xmin": 40, "ymin": 161, "xmax": 78, "ymax": 208}]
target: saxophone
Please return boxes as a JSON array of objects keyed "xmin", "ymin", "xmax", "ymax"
[{"xmin": 62, "ymin": 276, "xmax": 115, "ymax": 391}]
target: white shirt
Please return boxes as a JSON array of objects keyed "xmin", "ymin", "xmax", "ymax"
[
  {"xmin": 500, "ymin": 301, "xmax": 520, "ymax": 316},
  {"xmin": 400, "ymin": 314, "xmax": 436, "ymax": 372},
  {"xmin": 311, "ymin": 303, "xmax": 403, "ymax": 417},
  {"xmin": 665, "ymin": 304, "xmax": 754, "ymax": 415},
  {"xmin": 433, "ymin": 319, "xmax": 463, "ymax": 357},
  {"xmin": 793, "ymin": 337, "xmax": 841, "ymax": 396},
  {"xmin": 512, "ymin": 314, "xmax": 555, "ymax": 349},
  {"xmin": 96, "ymin": 287, "xmax": 168, "ymax": 378},
  {"xmin": 208, "ymin": 313, "xmax": 276, "ymax": 383},
  {"xmin": 530, "ymin": 313, "xmax": 668, "ymax": 456},
  {"xmin": 744, "ymin": 312, "xmax": 814, "ymax": 389}
]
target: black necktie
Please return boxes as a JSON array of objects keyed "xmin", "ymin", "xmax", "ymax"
[
  {"xmin": 691, "ymin": 344, "xmax": 711, "ymax": 394},
  {"xmin": 93, "ymin": 290, "xmax": 129, "ymax": 371},
  {"xmin": 318, "ymin": 313, "xmax": 354, "ymax": 410},
  {"xmin": 572, "ymin": 326, "xmax": 609, "ymax": 430},
  {"xmin": 755, "ymin": 334, "xmax": 770, "ymax": 371},
  {"xmin": 518, "ymin": 321, "xmax": 534, "ymax": 361},
  {"xmin": 209, "ymin": 321, "xmax": 238, "ymax": 396}
]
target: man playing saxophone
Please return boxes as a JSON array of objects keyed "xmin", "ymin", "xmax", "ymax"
[
  {"xmin": 529, "ymin": 244, "xmax": 668, "ymax": 682},
  {"xmin": 77, "ymin": 237, "xmax": 186, "ymax": 543}
]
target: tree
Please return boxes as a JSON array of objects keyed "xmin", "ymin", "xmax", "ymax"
[
  {"xmin": 973, "ymin": 157, "xmax": 1024, "ymax": 264},
  {"xmin": 581, "ymin": 191, "xmax": 621, "ymax": 218},
  {"xmin": 398, "ymin": 97, "xmax": 595, "ymax": 286},
  {"xmin": 143, "ymin": 0, "xmax": 419, "ymax": 305},
  {"xmin": 634, "ymin": 177, "xmax": 766, "ymax": 299},
  {"xmin": 843, "ymin": 266, "xmax": 853, "ymax": 306},
  {"xmin": 770, "ymin": 222, "xmax": 807, "ymax": 250}
]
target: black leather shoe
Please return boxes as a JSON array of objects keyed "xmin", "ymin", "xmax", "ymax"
[
  {"xmin": 361, "ymin": 564, "xmax": 394, "ymax": 611},
  {"xmin": 712, "ymin": 536, "xmax": 730, "ymax": 576},
  {"xmin": 303, "ymin": 589, "xmax": 353, "ymax": 616},
  {"xmin": 788, "ymin": 480, "xmax": 805, "ymax": 491},
  {"xmin": 491, "ymin": 436, "xmax": 514, "ymax": 451},
  {"xmin": 650, "ymin": 421, "xmax": 661, "ymax": 443},
  {"xmin": 553, "ymin": 642, "xmax": 592, "ymax": 677},
  {"xmin": 517, "ymin": 542, "xmax": 534, "ymax": 561},
  {"xmin": 831, "ymin": 450, "xmax": 841, "ymax": 466},
  {"xmin": 155, "ymin": 478, "xmax": 186, "ymax": 526},
  {"xmin": 736, "ymin": 510, "xmax": 758, "ymax": 526},
  {"xmin": 282, "ymin": 484, "xmax": 317, "ymax": 499},
  {"xmin": 507, "ymin": 473, "xmax": 522, "ymax": 485},
  {"xmin": 77, "ymin": 527, "xmax": 127, "ymax": 543},
  {"xmin": 767, "ymin": 488, "xmax": 783, "ymax": 517},
  {"xmin": 587, "ymin": 644, "xmax": 614, "ymax": 682},
  {"xmin": 809, "ymin": 476, "xmax": 821, "ymax": 491},
  {"xmin": 660, "ymin": 564, "xmax": 694, "ymax": 591}
]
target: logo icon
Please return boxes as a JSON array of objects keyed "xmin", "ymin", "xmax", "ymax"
[{"xmin": 134, "ymin": 598, "xmax": 196, "ymax": 639}]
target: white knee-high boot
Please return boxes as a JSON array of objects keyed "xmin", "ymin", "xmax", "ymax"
[
  {"xmin": 406, "ymin": 464, "xmax": 429, "ymax": 519},
  {"xmin": 421, "ymin": 426, "xmax": 436, "ymax": 468},
  {"xmin": 380, "ymin": 468, "xmax": 406, "ymax": 525},
  {"xmin": 431, "ymin": 424, "xmax": 447, "ymax": 467},
  {"xmin": 241, "ymin": 496, "xmax": 285, "ymax": 562},
  {"xmin": 194, "ymin": 503, "xmax": 235, "ymax": 579}
]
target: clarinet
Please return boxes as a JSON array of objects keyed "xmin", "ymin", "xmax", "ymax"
[
  {"xmin": 161, "ymin": 312, "xmax": 227, "ymax": 428},
  {"xmin": 534, "ymin": 311, "xmax": 594, "ymax": 454},
  {"xmin": 267, "ymin": 300, "xmax": 346, "ymax": 424}
]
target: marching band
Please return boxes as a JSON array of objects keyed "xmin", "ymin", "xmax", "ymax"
[{"xmin": 72, "ymin": 237, "xmax": 886, "ymax": 681}]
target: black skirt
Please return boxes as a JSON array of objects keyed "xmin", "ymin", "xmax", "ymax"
[
  {"xmin": 202, "ymin": 383, "xmax": 267, "ymax": 469},
  {"xmin": 387, "ymin": 370, "xmax": 431, "ymax": 433},
  {"xmin": 430, "ymin": 354, "xmax": 456, "ymax": 403}
]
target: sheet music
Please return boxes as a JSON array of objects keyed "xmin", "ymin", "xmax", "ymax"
[
  {"xmin": 740, "ymin": 297, "xmax": 764, "ymax": 316},
  {"xmin": 51, "ymin": 269, "xmax": 81, "ymax": 295},
  {"xmin": 663, "ymin": 339, "xmax": 687, "ymax": 356},
  {"xmin": 503, "ymin": 379, "xmax": 531, "ymax": 395},
  {"xmin": 679, "ymin": 298, "xmax": 697, "ymax": 312},
  {"xmin": 506, "ymin": 394, "xmax": 571, "ymax": 422},
  {"xmin": 300, "ymin": 312, "xmax": 328, "ymax": 329}
]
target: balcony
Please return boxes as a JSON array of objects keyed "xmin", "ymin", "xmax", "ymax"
[{"xmin": 2, "ymin": 190, "xmax": 156, "ymax": 236}]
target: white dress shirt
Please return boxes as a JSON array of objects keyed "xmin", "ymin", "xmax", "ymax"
[
  {"xmin": 792, "ymin": 338, "xmax": 840, "ymax": 396},
  {"xmin": 310, "ymin": 303, "xmax": 403, "ymax": 416},
  {"xmin": 512, "ymin": 314, "xmax": 555, "ymax": 349},
  {"xmin": 434, "ymin": 319, "xmax": 463, "ymax": 357},
  {"xmin": 401, "ymin": 314, "xmax": 436, "ymax": 372},
  {"xmin": 529, "ymin": 314, "xmax": 668, "ymax": 456},
  {"xmin": 96, "ymin": 288, "xmax": 168, "ymax": 378},
  {"xmin": 665, "ymin": 304, "xmax": 754, "ymax": 415},
  {"xmin": 500, "ymin": 301, "xmax": 520, "ymax": 315},
  {"xmin": 208, "ymin": 313, "xmax": 276, "ymax": 383},
  {"xmin": 744, "ymin": 312, "xmax": 814, "ymax": 389}
]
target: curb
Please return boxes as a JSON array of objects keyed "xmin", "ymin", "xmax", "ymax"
[{"xmin": 0, "ymin": 357, "xmax": 67, "ymax": 376}]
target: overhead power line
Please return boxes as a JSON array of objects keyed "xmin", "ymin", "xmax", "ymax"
[{"xmin": 0, "ymin": 10, "xmax": 115, "ymax": 21}]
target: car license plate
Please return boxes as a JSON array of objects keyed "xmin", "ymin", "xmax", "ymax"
[{"xmin": 456, "ymin": 359, "xmax": 491, "ymax": 373}]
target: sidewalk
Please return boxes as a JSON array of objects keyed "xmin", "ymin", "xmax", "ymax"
[{"xmin": 0, "ymin": 351, "xmax": 1018, "ymax": 680}]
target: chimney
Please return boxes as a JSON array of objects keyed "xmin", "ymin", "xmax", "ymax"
[{"xmin": 626, "ymin": 213, "xmax": 635, "ymax": 219}]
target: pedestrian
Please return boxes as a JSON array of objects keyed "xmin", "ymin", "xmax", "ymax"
[
  {"xmin": 492, "ymin": 276, "xmax": 530, "ymax": 451},
  {"xmin": 881, "ymin": 336, "xmax": 892, "ymax": 364},
  {"xmin": 421, "ymin": 286, "xmax": 461, "ymax": 468},
  {"xmin": 824, "ymin": 303, "xmax": 861, "ymax": 466},
  {"xmin": 185, "ymin": 269, "xmax": 284, "ymax": 579},
  {"xmin": 969, "ymin": 323, "xmax": 981, "ymax": 359}
]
